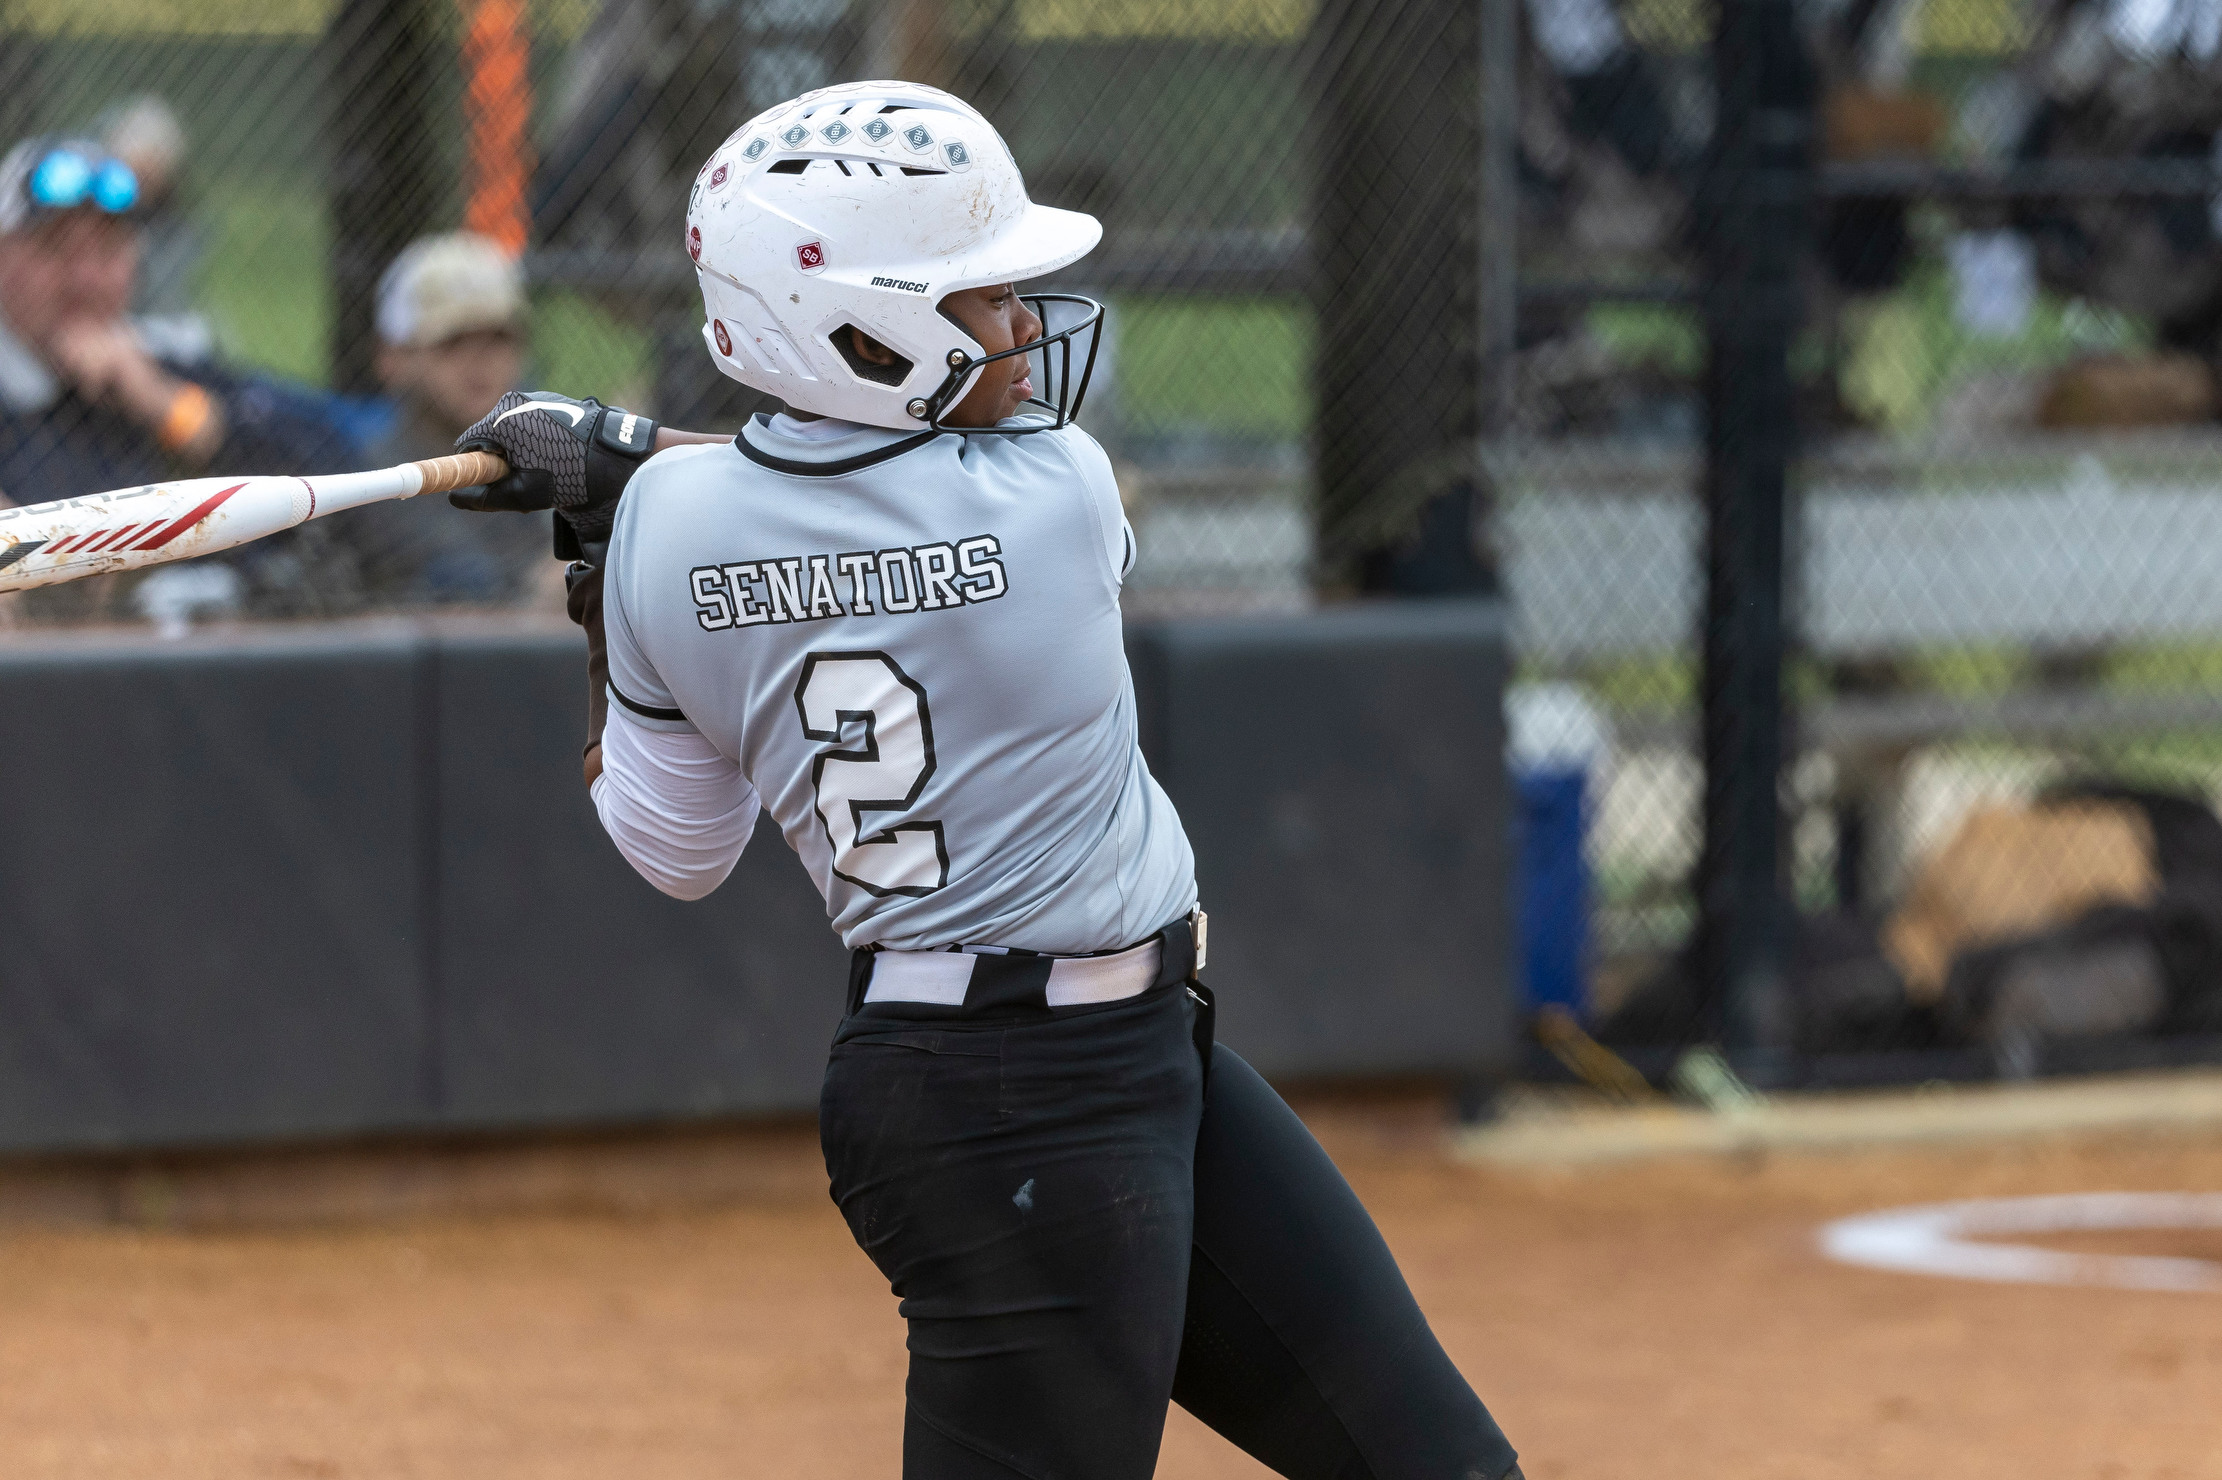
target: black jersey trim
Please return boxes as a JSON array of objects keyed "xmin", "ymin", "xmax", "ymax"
[
  {"xmin": 609, "ymin": 681, "xmax": 688, "ymax": 723},
  {"xmin": 736, "ymin": 427, "xmax": 944, "ymax": 478}
]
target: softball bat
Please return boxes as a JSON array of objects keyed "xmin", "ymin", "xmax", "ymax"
[{"xmin": 0, "ymin": 449, "xmax": 512, "ymax": 595}]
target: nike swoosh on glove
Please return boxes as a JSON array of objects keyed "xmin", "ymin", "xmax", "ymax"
[{"xmin": 449, "ymin": 391, "xmax": 658, "ymax": 548}]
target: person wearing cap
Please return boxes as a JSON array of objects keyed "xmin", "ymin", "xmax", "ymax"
[
  {"xmin": 0, "ymin": 134, "xmax": 353, "ymax": 609},
  {"xmin": 330, "ymin": 231, "xmax": 548, "ymax": 605},
  {"xmin": 98, "ymin": 96, "xmax": 197, "ymax": 319}
]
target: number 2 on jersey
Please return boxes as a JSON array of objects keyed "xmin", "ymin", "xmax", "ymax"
[{"xmin": 794, "ymin": 652, "xmax": 948, "ymax": 897}]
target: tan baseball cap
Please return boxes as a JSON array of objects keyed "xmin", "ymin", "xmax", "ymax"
[{"xmin": 376, "ymin": 231, "xmax": 525, "ymax": 348}]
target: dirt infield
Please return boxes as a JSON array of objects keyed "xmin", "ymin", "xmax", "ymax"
[{"xmin": 4, "ymin": 1093, "xmax": 2220, "ymax": 1480}]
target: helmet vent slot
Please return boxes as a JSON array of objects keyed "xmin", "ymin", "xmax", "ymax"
[
  {"xmin": 769, "ymin": 157, "xmax": 925, "ymax": 178},
  {"xmin": 768, "ymin": 155, "xmax": 915, "ymax": 177},
  {"xmin": 832, "ymin": 325, "xmax": 913, "ymax": 387}
]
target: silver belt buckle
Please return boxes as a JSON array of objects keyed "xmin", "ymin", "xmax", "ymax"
[{"xmin": 1189, "ymin": 907, "xmax": 1209, "ymax": 973}]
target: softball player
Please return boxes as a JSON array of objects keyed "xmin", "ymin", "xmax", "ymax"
[{"xmin": 456, "ymin": 82, "xmax": 1521, "ymax": 1480}]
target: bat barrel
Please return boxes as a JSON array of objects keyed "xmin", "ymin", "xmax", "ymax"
[
  {"xmin": 0, "ymin": 476, "xmax": 305, "ymax": 594},
  {"xmin": 0, "ymin": 451, "xmax": 513, "ymax": 596}
]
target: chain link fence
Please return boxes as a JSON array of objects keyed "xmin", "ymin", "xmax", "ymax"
[
  {"xmin": 0, "ymin": 0, "xmax": 1480, "ymax": 630},
  {"xmin": 1506, "ymin": 0, "xmax": 2222, "ymax": 1079},
  {"xmin": 11, "ymin": 0, "xmax": 2222, "ymax": 1080}
]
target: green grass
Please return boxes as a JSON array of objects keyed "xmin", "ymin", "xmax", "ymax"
[
  {"xmin": 531, "ymin": 292, "xmax": 653, "ymax": 407},
  {"xmin": 1542, "ymin": 653, "xmax": 1694, "ymax": 718},
  {"xmin": 1839, "ymin": 218, "xmax": 2153, "ymax": 433},
  {"xmin": 193, "ymin": 179, "xmax": 328, "ymax": 384},
  {"xmin": 1541, "ymin": 639, "xmax": 2222, "ymax": 730},
  {"xmin": 1110, "ymin": 294, "xmax": 1310, "ymax": 440},
  {"xmin": 190, "ymin": 181, "xmax": 653, "ymax": 402},
  {"xmin": 1578, "ymin": 214, "xmax": 2168, "ymax": 440},
  {"xmin": 1586, "ymin": 302, "xmax": 1705, "ymax": 379},
  {"xmin": 1578, "ymin": 229, "xmax": 2158, "ymax": 439}
]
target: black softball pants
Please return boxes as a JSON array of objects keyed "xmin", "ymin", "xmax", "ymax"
[{"xmin": 818, "ymin": 981, "xmax": 1519, "ymax": 1480}]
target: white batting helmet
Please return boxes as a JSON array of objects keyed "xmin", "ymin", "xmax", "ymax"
[{"xmin": 685, "ymin": 81, "xmax": 1104, "ymax": 431}]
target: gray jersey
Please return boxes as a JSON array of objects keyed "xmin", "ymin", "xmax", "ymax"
[{"xmin": 600, "ymin": 414, "xmax": 1197, "ymax": 953}]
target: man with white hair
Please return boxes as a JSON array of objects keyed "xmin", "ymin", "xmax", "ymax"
[{"xmin": 0, "ymin": 132, "xmax": 352, "ymax": 614}]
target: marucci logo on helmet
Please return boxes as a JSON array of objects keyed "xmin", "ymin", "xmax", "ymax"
[
  {"xmin": 713, "ymin": 320, "xmax": 733, "ymax": 356},
  {"xmin": 871, "ymin": 275, "xmax": 929, "ymax": 294}
]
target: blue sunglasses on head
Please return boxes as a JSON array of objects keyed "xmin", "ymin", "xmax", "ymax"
[{"xmin": 27, "ymin": 147, "xmax": 139, "ymax": 215}]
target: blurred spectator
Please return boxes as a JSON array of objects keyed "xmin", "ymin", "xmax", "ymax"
[
  {"xmin": 333, "ymin": 231, "xmax": 547, "ymax": 605},
  {"xmin": 97, "ymin": 96, "xmax": 197, "ymax": 318},
  {"xmin": 2008, "ymin": 0, "xmax": 2222, "ymax": 359},
  {"xmin": 0, "ymin": 134, "xmax": 356, "ymax": 617}
]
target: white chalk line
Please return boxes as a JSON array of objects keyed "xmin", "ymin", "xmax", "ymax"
[{"xmin": 1818, "ymin": 1192, "xmax": 2222, "ymax": 1292}]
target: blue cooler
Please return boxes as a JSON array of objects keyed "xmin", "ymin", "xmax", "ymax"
[{"xmin": 1506, "ymin": 685, "xmax": 1609, "ymax": 1020}]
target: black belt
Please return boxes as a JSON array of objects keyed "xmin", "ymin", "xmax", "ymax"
[
  {"xmin": 847, "ymin": 911, "xmax": 1204, "ymax": 1017},
  {"xmin": 845, "ymin": 909, "xmax": 1216, "ymax": 1094}
]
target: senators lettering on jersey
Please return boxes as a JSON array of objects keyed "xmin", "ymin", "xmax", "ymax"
[{"xmin": 688, "ymin": 534, "xmax": 1008, "ymax": 630}]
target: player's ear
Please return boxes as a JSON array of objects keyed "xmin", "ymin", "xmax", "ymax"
[{"xmin": 848, "ymin": 326, "xmax": 898, "ymax": 367}]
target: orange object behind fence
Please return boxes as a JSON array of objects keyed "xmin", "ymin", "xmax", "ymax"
[{"xmin": 463, "ymin": 0, "xmax": 532, "ymax": 257}]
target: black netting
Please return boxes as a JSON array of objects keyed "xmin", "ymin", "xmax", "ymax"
[
  {"xmin": 8, "ymin": 0, "xmax": 2222, "ymax": 1086},
  {"xmin": 1510, "ymin": 0, "xmax": 2222, "ymax": 1085}
]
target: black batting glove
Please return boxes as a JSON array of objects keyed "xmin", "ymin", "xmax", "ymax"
[
  {"xmin": 448, "ymin": 464, "xmax": 556, "ymax": 513},
  {"xmin": 450, "ymin": 390, "xmax": 658, "ymax": 555}
]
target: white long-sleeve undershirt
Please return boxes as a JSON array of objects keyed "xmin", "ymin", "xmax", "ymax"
[
  {"xmin": 590, "ymin": 707, "xmax": 760, "ymax": 901},
  {"xmin": 585, "ymin": 412, "xmax": 831, "ymax": 900}
]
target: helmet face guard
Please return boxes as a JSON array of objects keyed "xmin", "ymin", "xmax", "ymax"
[{"xmin": 907, "ymin": 293, "xmax": 1105, "ymax": 435}]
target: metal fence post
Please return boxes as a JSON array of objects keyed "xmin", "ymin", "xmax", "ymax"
[
  {"xmin": 1312, "ymin": 0, "xmax": 1491, "ymax": 596},
  {"xmin": 1478, "ymin": 0, "xmax": 1518, "ymax": 438},
  {"xmin": 326, "ymin": 0, "xmax": 444, "ymax": 395},
  {"xmin": 1698, "ymin": 0, "xmax": 1814, "ymax": 1079}
]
